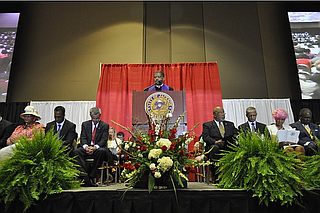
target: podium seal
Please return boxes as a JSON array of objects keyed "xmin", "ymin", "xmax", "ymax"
[{"xmin": 145, "ymin": 92, "xmax": 174, "ymax": 119}]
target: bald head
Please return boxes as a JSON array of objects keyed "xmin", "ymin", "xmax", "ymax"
[{"xmin": 213, "ymin": 106, "xmax": 225, "ymax": 122}]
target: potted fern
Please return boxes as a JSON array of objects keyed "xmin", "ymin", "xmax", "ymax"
[
  {"xmin": 0, "ymin": 129, "xmax": 81, "ymax": 212},
  {"xmin": 301, "ymin": 140, "xmax": 320, "ymax": 189},
  {"xmin": 216, "ymin": 130, "xmax": 305, "ymax": 206}
]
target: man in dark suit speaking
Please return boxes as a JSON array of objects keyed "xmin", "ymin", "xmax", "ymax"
[
  {"xmin": 144, "ymin": 70, "xmax": 174, "ymax": 91},
  {"xmin": 202, "ymin": 106, "xmax": 238, "ymax": 182},
  {"xmin": 45, "ymin": 106, "xmax": 77, "ymax": 153},
  {"xmin": 74, "ymin": 107, "xmax": 109, "ymax": 186}
]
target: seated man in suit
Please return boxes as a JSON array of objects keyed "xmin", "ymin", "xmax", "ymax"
[
  {"xmin": 74, "ymin": 107, "xmax": 109, "ymax": 186},
  {"xmin": 202, "ymin": 106, "xmax": 238, "ymax": 182},
  {"xmin": 290, "ymin": 108, "xmax": 320, "ymax": 156},
  {"xmin": 0, "ymin": 112, "xmax": 16, "ymax": 149},
  {"xmin": 45, "ymin": 106, "xmax": 77, "ymax": 154},
  {"xmin": 238, "ymin": 106, "xmax": 267, "ymax": 134},
  {"xmin": 144, "ymin": 70, "xmax": 174, "ymax": 91}
]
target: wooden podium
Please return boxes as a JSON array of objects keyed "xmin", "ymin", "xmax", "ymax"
[{"xmin": 132, "ymin": 89, "xmax": 187, "ymax": 133}]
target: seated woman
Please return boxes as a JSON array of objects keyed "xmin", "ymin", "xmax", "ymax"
[
  {"xmin": 267, "ymin": 109, "xmax": 305, "ymax": 158},
  {"xmin": 107, "ymin": 127, "xmax": 122, "ymax": 163},
  {"xmin": 0, "ymin": 106, "xmax": 44, "ymax": 161}
]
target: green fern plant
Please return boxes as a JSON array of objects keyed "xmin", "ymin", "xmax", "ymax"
[
  {"xmin": 301, "ymin": 139, "xmax": 320, "ymax": 188},
  {"xmin": 0, "ymin": 129, "xmax": 81, "ymax": 212},
  {"xmin": 216, "ymin": 130, "xmax": 304, "ymax": 206}
]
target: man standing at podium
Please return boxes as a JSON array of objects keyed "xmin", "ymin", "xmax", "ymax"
[{"xmin": 144, "ymin": 70, "xmax": 174, "ymax": 91}]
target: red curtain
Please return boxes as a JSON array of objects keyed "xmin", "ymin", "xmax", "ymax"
[{"xmin": 96, "ymin": 62, "xmax": 222, "ymax": 148}]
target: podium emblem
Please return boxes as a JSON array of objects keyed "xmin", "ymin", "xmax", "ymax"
[{"xmin": 145, "ymin": 92, "xmax": 175, "ymax": 119}]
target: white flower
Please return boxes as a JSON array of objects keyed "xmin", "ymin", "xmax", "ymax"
[
  {"xmin": 124, "ymin": 143, "xmax": 130, "ymax": 150},
  {"xmin": 155, "ymin": 124, "xmax": 161, "ymax": 135},
  {"xmin": 149, "ymin": 163, "xmax": 156, "ymax": 170},
  {"xmin": 148, "ymin": 149, "xmax": 162, "ymax": 159},
  {"xmin": 154, "ymin": 171, "xmax": 162, "ymax": 178},
  {"xmin": 185, "ymin": 137, "xmax": 193, "ymax": 145},
  {"xmin": 156, "ymin": 138, "xmax": 172, "ymax": 149},
  {"xmin": 138, "ymin": 153, "xmax": 143, "ymax": 158},
  {"xmin": 133, "ymin": 142, "xmax": 136, "ymax": 147},
  {"xmin": 166, "ymin": 113, "xmax": 173, "ymax": 118},
  {"xmin": 157, "ymin": 156, "xmax": 173, "ymax": 172}
]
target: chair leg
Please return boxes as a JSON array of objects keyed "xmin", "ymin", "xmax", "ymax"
[
  {"xmin": 106, "ymin": 162, "xmax": 110, "ymax": 186},
  {"xmin": 205, "ymin": 164, "xmax": 210, "ymax": 185},
  {"xmin": 99, "ymin": 161, "xmax": 108, "ymax": 186}
]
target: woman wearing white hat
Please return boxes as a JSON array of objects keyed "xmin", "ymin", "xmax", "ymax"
[{"xmin": 0, "ymin": 106, "xmax": 44, "ymax": 161}]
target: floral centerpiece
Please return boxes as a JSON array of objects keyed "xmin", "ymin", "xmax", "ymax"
[{"xmin": 112, "ymin": 111, "xmax": 200, "ymax": 193}]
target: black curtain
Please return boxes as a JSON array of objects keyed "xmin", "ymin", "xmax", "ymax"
[
  {"xmin": 1, "ymin": 189, "xmax": 320, "ymax": 213},
  {"xmin": 0, "ymin": 102, "xmax": 29, "ymax": 125}
]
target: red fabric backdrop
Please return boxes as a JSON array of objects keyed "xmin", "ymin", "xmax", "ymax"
[{"xmin": 96, "ymin": 62, "xmax": 222, "ymax": 149}]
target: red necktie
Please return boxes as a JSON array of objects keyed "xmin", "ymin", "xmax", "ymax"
[{"xmin": 92, "ymin": 125, "xmax": 97, "ymax": 145}]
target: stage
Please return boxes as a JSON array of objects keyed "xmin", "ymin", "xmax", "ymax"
[{"xmin": 1, "ymin": 182, "xmax": 320, "ymax": 213}]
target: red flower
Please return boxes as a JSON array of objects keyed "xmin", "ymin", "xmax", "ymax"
[
  {"xmin": 168, "ymin": 135, "xmax": 175, "ymax": 140},
  {"xmin": 170, "ymin": 128, "xmax": 177, "ymax": 135},
  {"xmin": 179, "ymin": 150, "xmax": 184, "ymax": 155},
  {"xmin": 124, "ymin": 162, "xmax": 131, "ymax": 169},
  {"xmin": 170, "ymin": 142, "xmax": 177, "ymax": 150},
  {"xmin": 149, "ymin": 137, "xmax": 154, "ymax": 143},
  {"xmin": 151, "ymin": 170, "xmax": 156, "ymax": 174},
  {"xmin": 185, "ymin": 152, "xmax": 192, "ymax": 157},
  {"xmin": 124, "ymin": 155, "xmax": 130, "ymax": 160},
  {"xmin": 185, "ymin": 165, "xmax": 190, "ymax": 171},
  {"xmin": 148, "ymin": 129, "xmax": 155, "ymax": 137},
  {"xmin": 136, "ymin": 137, "xmax": 142, "ymax": 142},
  {"xmin": 161, "ymin": 145, "xmax": 167, "ymax": 151},
  {"xmin": 129, "ymin": 165, "xmax": 136, "ymax": 171},
  {"xmin": 140, "ymin": 145, "xmax": 147, "ymax": 151},
  {"xmin": 134, "ymin": 163, "xmax": 140, "ymax": 169}
]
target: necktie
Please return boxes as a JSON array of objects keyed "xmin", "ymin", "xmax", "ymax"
[
  {"xmin": 92, "ymin": 124, "xmax": 97, "ymax": 145},
  {"xmin": 304, "ymin": 125, "xmax": 314, "ymax": 139},
  {"xmin": 219, "ymin": 122, "xmax": 225, "ymax": 136},
  {"xmin": 57, "ymin": 124, "xmax": 61, "ymax": 138},
  {"xmin": 251, "ymin": 122, "xmax": 256, "ymax": 132}
]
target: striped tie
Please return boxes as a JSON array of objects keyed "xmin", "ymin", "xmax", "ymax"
[
  {"xmin": 219, "ymin": 122, "xmax": 225, "ymax": 136},
  {"xmin": 304, "ymin": 125, "xmax": 314, "ymax": 139},
  {"xmin": 57, "ymin": 124, "xmax": 61, "ymax": 138}
]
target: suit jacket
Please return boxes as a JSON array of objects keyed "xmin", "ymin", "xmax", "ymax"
[
  {"xmin": 238, "ymin": 121, "xmax": 267, "ymax": 134},
  {"xmin": 202, "ymin": 120, "xmax": 238, "ymax": 151},
  {"xmin": 45, "ymin": 119, "xmax": 77, "ymax": 148},
  {"xmin": 290, "ymin": 121, "xmax": 320, "ymax": 146},
  {"xmin": 0, "ymin": 119, "xmax": 16, "ymax": 148},
  {"xmin": 80, "ymin": 120, "xmax": 109, "ymax": 148}
]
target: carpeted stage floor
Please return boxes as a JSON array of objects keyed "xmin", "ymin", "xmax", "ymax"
[{"xmin": 1, "ymin": 182, "xmax": 320, "ymax": 213}]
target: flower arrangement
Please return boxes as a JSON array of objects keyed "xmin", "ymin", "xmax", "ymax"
[{"xmin": 112, "ymin": 112, "xmax": 200, "ymax": 193}]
